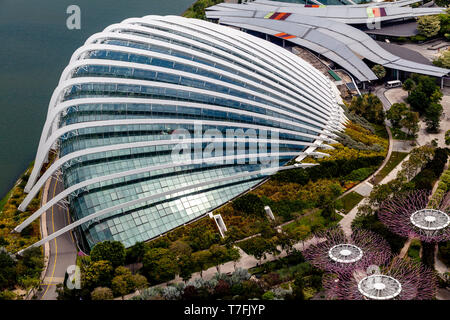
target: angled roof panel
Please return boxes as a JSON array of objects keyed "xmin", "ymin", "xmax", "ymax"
[
  {"xmin": 207, "ymin": 1, "xmax": 447, "ymax": 24},
  {"xmin": 206, "ymin": 5, "xmax": 449, "ymax": 80}
]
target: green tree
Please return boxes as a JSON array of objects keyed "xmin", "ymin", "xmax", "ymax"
[
  {"xmin": 407, "ymin": 85, "xmax": 428, "ymax": 114},
  {"xmin": 402, "ymin": 78, "xmax": 415, "ymax": 94},
  {"xmin": 232, "ymin": 193, "xmax": 265, "ymax": 217},
  {"xmin": 142, "ymin": 248, "xmax": 178, "ymax": 284},
  {"xmin": 90, "ymin": 241, "xmax": 126, "ymax": 268},
  {"xmin": 238, "ymin": 236, "xmax": 279, "ymax": 264},
  {"xmin": 348, "ymin": 94, "xmax": 385, "ymax": 124},
  {"xmin": 112, "ymin": 266, "xmax": 148, "ymax": 296},
  {"xmin": 125, "ymin": 241, "xmax": 146, "ymax": 264},
  {"xmin": 433, "ymin": 49, "xmax": 450, "ymax": 68},
  {"xmin": 91, "ymin": 287, "xmax": 113, "ymax": 300},
  {"xmin": 227, "ymin": 247, "xmax": 241, "ymax": 270},
  {"xmin": 407, "ymin": 75, "xmax": 442, "ymax": 114},
  {"xmin": 438, "ymin": 10, "xmax": 450, "ymax": 38},
  {"xmin": 372, "ymin": 64, "xmax": 386, "ymax": 79},
  {"xmin": 386, "ymin": 103, "xmax": 408, "ymax": 128},
  {"xmin": 209, "ymin": 244, "xmax": 229, "ymax": 273},
  {"xmin": 111, "ymin": 275, "xmax": 129, "ymax": 299},
  {"xmin": 400, "ymin": 145, "xmax": 435, "ymax": 181},
  {"xmin": 179, "ymin": 254, "xmax": 196, "ymax": 282},
  {"xmin": 435, "ymin": 0, "xmax": 449, "ymax": 7},
  {"xmin": 192, "ymin": 250, "xmax": 212, "ymax": 278},
  {"xmin": 0, "ymin": 250, "xmax": 16, "ymax": 290},
  {"xmin": 131, "ymin": 274, "xmax": 148, "ymax": 290},
  {"xmin": 417, "ymin": 15, "xmax": 441, "ymax": 37},
  {"xmin": 169, "ymin": 240, "xmax": 192, "ymax": 258},
  {"xmin": 82, "ymin": 260, "xmax": 114, "ymax": 290},
  {"xmin": 292, "ymin": 274, "xmax": 305, "ymax": 300},
  {"xmin": 425, "ymin": 102, "xmax": 443, "ymax": 133},
  {"xmin": 188, "ymin": 226, "xmax": 220, "ymax": 251},
  {"xmin": 399, "ymin": 110, "xmax": 420, "ymax": 137}
]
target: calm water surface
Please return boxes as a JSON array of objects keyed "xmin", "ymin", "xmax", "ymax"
[{"xmin": 0, "ymin": 0, "xmax": 195, "ymax": 196}]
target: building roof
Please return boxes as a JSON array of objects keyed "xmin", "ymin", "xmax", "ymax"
[
  {"xmin": 363, "ymin": 20, "xmax": 418, "ymax": 37},
  {"xmin": 18, "ymin": 15, "xmax": 346, "ymax": 251},
  {"xmin": 206, "ymin": 4, "xmax": 449, "ymax": 81},
  {"xmin": 376, "ymin": 40, "xmax": 432, "ymax": 65},
  {"xmin": 209, "ymin": 0, "xmax": 446, "ymax": 24}
]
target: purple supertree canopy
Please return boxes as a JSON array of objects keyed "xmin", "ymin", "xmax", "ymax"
[
  {"xmin": 378, "ymin": 190, "xmax": 450, "ymax": 243},
  {"xmin": 323, "ymin": 257, "xmax": 437, "ymax": 300},
  {"xmin": 303, "ymin": 227, "xmax": 391, "ymax": 276}
]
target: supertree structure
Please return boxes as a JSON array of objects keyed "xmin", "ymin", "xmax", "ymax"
[
  {"xmin": 303, "ymin": 227, "xmax": 391, "ymax": 276},
  {"xmin": 323, "ymin": 257, "xmax": 437, "ymax": 300},
  {"xmin": 378, "ymin": 190, "xmax": 450, "ymax": 243}
]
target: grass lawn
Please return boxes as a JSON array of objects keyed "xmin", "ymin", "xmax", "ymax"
[
  {"xmin": 339, "ymin": 192, "xmax": 364, "ymax": 214},
  {"xmin": 373, "ymin": 124, "xmax": 389, "ymax": 139},
  {"xmin": 372, "ymin": 151, "xmax": 408, "ymax": 184}
]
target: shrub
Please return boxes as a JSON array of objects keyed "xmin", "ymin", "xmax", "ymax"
[
  {"xmin": 91, "ymin": 287, "xmax": 113, "ymax": 300},
  {"xmin": 90, "ymin": 241, "xmax": 126, "ymax": 268},
  {"xmin": 214, "ymin": 279, "xmax": 231, "ymax": 297},
  {"xmin": 411, "ymin": 34, "xmax": 427, "ymax": 42},
  {"xmin": 417, "ymin": 15, "xmax": 441, "ymax": 38},
  {"xmin": 232, "ymin": 194, "xmax": 265, "ymax": 217},
  {"xmin": 262, "ymin": 291, "xmax": 275, "ymax": 300},
  {"xmin": 396, "ymin": 37, "xmax": 408, "ymax": 43},
  {"xmin": 344, "ymin": 167, "xmax": 373, "ymax": 181}
]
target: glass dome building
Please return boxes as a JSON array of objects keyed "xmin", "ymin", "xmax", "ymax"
[{"xmin": 17, "ymin": 15, "xmax": 346, "ymax": 250}]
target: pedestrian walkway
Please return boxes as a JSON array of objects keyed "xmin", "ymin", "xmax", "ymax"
[{"xmin": 354, "ymin": 181, "xmax": 373, "ymax": 197}]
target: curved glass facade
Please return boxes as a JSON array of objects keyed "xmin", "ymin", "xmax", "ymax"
[{"xmin": 21, "ymin": 15, "xmax": 345, "ymax": 250}]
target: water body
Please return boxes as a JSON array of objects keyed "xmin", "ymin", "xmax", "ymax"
[{"xmin": 0, "ymin": 0, "xmax": 195, "ymax": 197}]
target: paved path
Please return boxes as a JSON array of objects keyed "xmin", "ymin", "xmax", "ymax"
[
  {"xmin": 354, "ymin": 181, "xmax": 373, "ymax": 197},
  {"xmin": 392, "ymin": 140, "xmax": 415, "ymax": 152},
  {"xmin": 338, "ymin": 86, "xmax": 406, "ymax": 237},
  {"xmin": 35, "ymin": 176, "xmax": 77, "ymax": 300}
]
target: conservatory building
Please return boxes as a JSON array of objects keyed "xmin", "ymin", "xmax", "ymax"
[{"xmin": 16, "ymin": 15, "xmax": 346, "ymax": 250}]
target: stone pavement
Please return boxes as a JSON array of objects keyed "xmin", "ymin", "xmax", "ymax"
[
  {"xmin": 354, "ymin": 181, "xmax": 373, "ymax": 197},
  {"xmin": 392, "ymin": 140, "xmax": 415, "ymax": 152}
]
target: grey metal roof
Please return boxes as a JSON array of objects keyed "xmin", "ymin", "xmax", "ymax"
[
  {"xmin": 363, "ymin": 21, "xmax": 418, "ymax": 37},
  {"xmin": 208, "ymin": 1, "xmax": 446, "ymax": 24},
  {"xmin": 206, "ymin": 5, "xmax": 449, "ymax": 80},
  {"xmin": 250, "ymin": 0, "xmax": 423, "ymax": 8},
  {"xmin": 217, "ymin": 16, "xmax": 377, "ymax": 81},
  {"xmin": 376, "ymin": 40, "xmax": 431, "ymax": 65}
]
